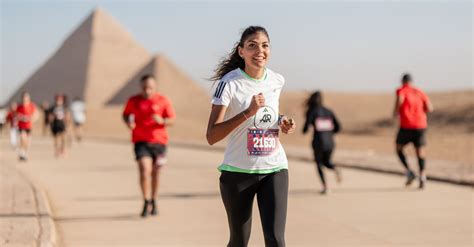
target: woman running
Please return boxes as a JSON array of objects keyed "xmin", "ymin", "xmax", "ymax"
[
  {"xmin": 207, "ymin": 26, "xmax": 296, "ymax": 247},
  {"xmin": 303, "ymin": 91, "xmax": 342, "ymax": 194},
  {"xmin": 49, "ymin": 94, "xmax": 70, "ymax": 157}
]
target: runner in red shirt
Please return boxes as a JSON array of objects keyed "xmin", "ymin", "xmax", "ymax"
[
  {"xmin": 123, "ymin": 74, "xmax": 176, "ymax": 217},
  {"xmin": 16, "ymin": 92, "xmax": 38, "ymax": 161},
  {"xmin": 393, "ymin": 74, "xmax": 433, "ymax": 189}
]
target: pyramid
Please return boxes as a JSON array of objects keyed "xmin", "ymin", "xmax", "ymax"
[
  {"xmin": 6, "ymin": 8, "xmax": 150, "ymax": 108},
  {"xmin": 107, "ymin": 55, "xmax": 211, "ymax": 139}
]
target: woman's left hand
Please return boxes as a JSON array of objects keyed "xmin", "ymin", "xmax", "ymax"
[{"xmin": 279, "ymin": 116, "xmax": 296, "ymax": 134}]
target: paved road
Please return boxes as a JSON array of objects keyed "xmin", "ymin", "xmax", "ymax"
[{"xmin": 2, "ymin": 138, "xmax": 472, "ymax": 246}]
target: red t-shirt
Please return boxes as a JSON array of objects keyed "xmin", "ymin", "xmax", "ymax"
[
  {"xmin": 123, "ymin": 93, "xmax": 175, "ymax": 144},
  {"xmin": 396, "ymin": 84, "xmax": 429, "ymax": 129},
  {"xmin": 16, "ymin": 103, "xmax": 36, "ymax": 130}
]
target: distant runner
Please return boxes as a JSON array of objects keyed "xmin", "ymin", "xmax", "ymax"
[
  {"xmin": 393, "ymin": 73, "xmax": 433, "ymax": 189},
  {"xmin": 49, "ymin": 94, "xmax": 71, "ymax": 158},
  {"xmin": 70, "ymin": 97, "xmax": 86, "ymax": 142},
  {"xmin": 123, "ymin": 74, "xmax": 176, "ymax": 217},
  {"xmin": 303, "ymin": 91, "xmax": 342, "ymax": 194},
  {"xmin": 16, "ymin": 92, "xmax": 38, "ymax": 161}
]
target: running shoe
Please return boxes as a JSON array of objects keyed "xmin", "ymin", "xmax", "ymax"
[
  {"xmin": 150, "ymin": 199, "xmax": 158, "ymax": 215},
  {"xmin": 18, "ymin": 155, "xmax": 27, "ymax": 162},
  {"xmin": 320, "ymin": 188, "xmax": 329, "ymax": 195},
  {"xmin": 419, "ymin": 175, "xmax": 427, "ymax": 190},
  {"xmin": 141, "ymin": 200, "xmax": 149, "ymax": 218},
  {"xmin": 405, "ymin": 171, "xmax": 416, "ymax": 186}
]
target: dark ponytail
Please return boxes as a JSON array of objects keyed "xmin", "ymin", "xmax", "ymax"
[{"xmin": 211, "ymin": 26, "xmax": 269, "ymax": 81}]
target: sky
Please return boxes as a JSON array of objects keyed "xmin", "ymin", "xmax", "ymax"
[{"xmin": 1, "ymin": 0, "xmax": 472, "ymax": 103}]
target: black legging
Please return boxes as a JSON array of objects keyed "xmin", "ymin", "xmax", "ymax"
[
  {"xmin": 219, "ymin": 169, "xmax": 288, "ymax": 247},
  {"xmin": 313, "ymin": 149, "xmax": 335, "ymax": 185}
]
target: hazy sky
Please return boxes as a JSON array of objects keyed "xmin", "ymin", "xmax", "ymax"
[{"xmin": 1, "ymin": 0, "xmax": 472, "ymax": 103}]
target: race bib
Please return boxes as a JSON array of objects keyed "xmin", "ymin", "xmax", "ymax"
[
  {"xmin": 247, "ymin": 129, "xmax": 279, "ymax": 156},
  {"xmin": 315, "ymin": 117, "xmax": 334, "ymax": 131}
]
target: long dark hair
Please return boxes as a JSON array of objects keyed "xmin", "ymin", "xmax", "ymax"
[
  {"xmin": 305, "ymin": 91, "xmax": 323, "ymax": 115},
  {"xmin": 210, "ymin": 26, "xmax": 269, "ymax": 81}
]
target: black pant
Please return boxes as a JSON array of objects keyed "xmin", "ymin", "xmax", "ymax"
[
  {"xmin": 313, "ymin": 149, "xmax": 335, "ymax": 185},
  {"xmin": 219, "ymin": 169, "xmax": 288, "ymax": 247}
]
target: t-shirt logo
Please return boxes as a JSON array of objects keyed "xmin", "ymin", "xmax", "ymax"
[{"xmin": 254, "ymin": 106, "xmax": 277, "ymax": 129}]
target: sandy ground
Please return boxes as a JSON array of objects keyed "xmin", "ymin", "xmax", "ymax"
[{"xmin": 1, "ymin": 137, "xmax": 473, "ymax": 246}]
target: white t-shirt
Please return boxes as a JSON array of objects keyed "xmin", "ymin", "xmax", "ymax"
[
  {"xmin": 211, "ymin": 68, "xmax": 288, "ymax": 173},
  {"xmin": 70, "ymin": 101, "xmax": 86, "ymax": 124}
]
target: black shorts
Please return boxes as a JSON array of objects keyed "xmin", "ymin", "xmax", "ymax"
[
  {"xmin": 51, "ymin": 120, "xmax": 66, "ymax": 136},
  {"xmin": 134, "ymin": 142, "xmax": 167, "ymax": 166},
  {"xmin": 18, "ymin": 128, "xmax": 31, "ymax": 134},
  {"xmin": 396, "ymin": 128, "xmax": 426, "ymax": 147}
]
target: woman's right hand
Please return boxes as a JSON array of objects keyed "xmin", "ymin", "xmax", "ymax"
[{"xmin": 246, "ymin": 93, "xmax": 265, "ymax": 116}]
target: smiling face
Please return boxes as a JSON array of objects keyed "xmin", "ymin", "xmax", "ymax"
[{"xmin": 238, "ymin": 31, "xmax": 270, "ymax": 71}]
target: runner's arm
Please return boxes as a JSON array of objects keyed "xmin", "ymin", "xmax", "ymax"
[
  {"xmin": 48, "ymin": 110, "xmax": 54, "ymax": 123},
  {"xmin": 393, "ymin": 95, "xmax": 404, "ymax": 117},
  {"xmin": 122, "ymin": 114, "xmax": 135, "ymax": 130},
  {"xmin": 164, "ymin": 117, "xmax": 175, "ymax": 126},
  {"xmin": 122, "ymin": 99, "xmax": 135, "ymax": 130},
  {"xmin": 302, "ymin": 111, "xmax": 311, "ymax": 134},
  {"xmin": 31, "ymin": 108, "xmax": 40, "ymax": 123},
  {"xmin": 155, "ymin": 115, "xmax": 175, "ymax": 126},
  {"xmin": 206, "ymin": 105, "xmax": 249, "ymax": 145},
  {"xmin": 332, "ymin": 112, "xmax": 341, "ymax": 134},
  {"xmin": 207, "ymin": 93, "xmax": 264, "ymax": 145},
  {"xmin": 65, "ymin": 110, "xmax": 72, "ymax": 126},
  {"xmin": 424, "ymin": 98, "xmax": 434, "ymax": 113}
]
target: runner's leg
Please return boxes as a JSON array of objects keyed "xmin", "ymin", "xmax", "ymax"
[
  {"xmin": 257, "ymin": 170, "xmax": 288, "ymax": 247},
  {"xmin": 220, "ymin": 171, "xmax": 258, "ymax": 247},
  {"xmin": 138, "ymin": 157, "xmax": 153, "ymax": 200},
  {"xmin": 313, "ymin": 149, "xmax": 327, "ymax": 191},
  {"xmin": 415, "ymin": 146, "xmax": 427, "ymax": 188}
]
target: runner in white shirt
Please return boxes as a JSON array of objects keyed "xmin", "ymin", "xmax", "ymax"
[
  {"xmin": 207, "ymin": 26, "xmax": 295, "ymax": 247},
  {"xmin": 70, "ymin": 97, "xmax": 86, "ymax": 142}
]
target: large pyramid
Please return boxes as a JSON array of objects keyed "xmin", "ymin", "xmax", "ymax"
[{"xmin": 6, "ymin": 8, "xmax": 150, "ymax": 108}]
